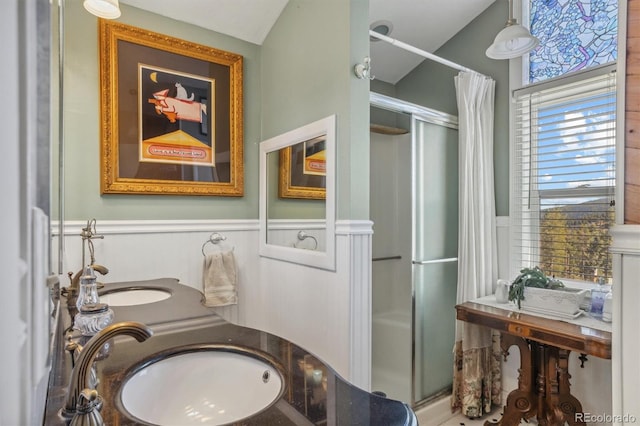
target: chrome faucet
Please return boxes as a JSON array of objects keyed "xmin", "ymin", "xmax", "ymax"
[{"xmin": 61, "ymin": 321, "xmax": 153, "ymax": 421}]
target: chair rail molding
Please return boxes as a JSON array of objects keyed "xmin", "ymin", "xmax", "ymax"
[
  {"xmin": 609, "ymin": 224, "xmax": 640, "ymax": 255},
  {"xmin": 53, "ymin": 219, "xmax": 259, "ymax": 236}
]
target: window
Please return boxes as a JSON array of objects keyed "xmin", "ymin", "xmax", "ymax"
[
  {"xmin": 511, "ymin": 66, "xmax": 616, "ymax": 283},
  {"xmin": 528, "ymin": 0, "xmax": 618, "ymax": 84}
]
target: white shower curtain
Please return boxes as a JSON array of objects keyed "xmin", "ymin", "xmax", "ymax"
[{"xmin": 451, "ymin": 71, "xmax": 501, "ymax": 418}]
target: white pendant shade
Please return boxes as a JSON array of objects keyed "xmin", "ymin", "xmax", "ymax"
[
  {"xmin": 83, "ymin": 0, "xmax": 121, "ymax": 19},
  {"xmin": 486, "ymin": 23, "xmax": 539, "ymax": 59},
  {"xmin": 486, "ymin": 0, "xmax": 539, "ymax": 60}
]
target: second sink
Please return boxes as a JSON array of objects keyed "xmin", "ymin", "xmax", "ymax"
[{"xmin": 99, "ymin": 288, "xmax": 171, "ymax": 306}]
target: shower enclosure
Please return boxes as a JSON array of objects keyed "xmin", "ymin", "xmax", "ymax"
[{"xmin": 370, "ymin": 93, "xmax": 459, "ymax": 407}]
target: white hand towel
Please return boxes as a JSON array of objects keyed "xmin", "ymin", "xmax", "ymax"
[{"xmin": 203, "ymin": 249, "xmax": 238, "ymax": 307}]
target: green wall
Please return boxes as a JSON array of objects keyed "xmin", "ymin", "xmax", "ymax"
[
  {"xmin": 63, "ymin": 0, "xmax": 261, "ymax": 220},
  {"xmin": 394, "ymin": 1, "xmax": 511, "ymax": 216},
  {"xmin": 62, "ymin": 0, "xmax": 511, "ymax": 224},
  {"xmin": 261, "ymin": 0, "xmax": 370, "ymax": 220},
  {"xmin": 63, "ymin": 0, "xmax": 370, "ymax": 222},
  {"xmin": 63, "ymin": 0, "xmax": 514, "ymax": 223}
]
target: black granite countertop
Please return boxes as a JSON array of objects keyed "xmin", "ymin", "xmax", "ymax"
[{"xmin": 45, "ymin": 278, "xmax": 417, "ymax": 425}]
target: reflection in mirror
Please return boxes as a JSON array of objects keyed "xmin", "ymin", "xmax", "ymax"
[
  {"xmin": 265, "ymin": 147, "xmax": 326, "ymax": 250},
  {"xmin": 278, "ymin": 134, "xmax": 326, "ymax": 200},
  {"xmin": 259, "ymin": 115, "xmax": 336, "ymax": 270}
]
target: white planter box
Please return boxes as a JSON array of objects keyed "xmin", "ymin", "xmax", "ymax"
[{"xmin": 520, "ymin": 287, "xmax": 588, "ymax": 316}]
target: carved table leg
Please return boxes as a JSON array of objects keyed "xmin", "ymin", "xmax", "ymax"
[
  {"xmin": 485, "ymin": 337, "xmax": 588, "ymax": 426},
  {"xmin": 545, "ymin": 346, "xmax": 564, "ymax": 424},
  {"xmin": 556, "ymin": 349, "xmax": 585, "ymax": 426},
  {"xmin": 533, "ymin": 342, "xmax": 554, "ymax": 426},
  {"xmin": 484, "ymin": 333, "xmax": 536, "ymax": 426}
]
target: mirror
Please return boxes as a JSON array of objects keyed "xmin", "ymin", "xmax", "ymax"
[{"xmin": 259, "ymin": 115, "xmax": 336, "ymax": 270}]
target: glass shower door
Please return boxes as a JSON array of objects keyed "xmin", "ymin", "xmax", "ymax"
[{"xmin": 411, "ymin": 117, "xmax": 459, "ymax": 404}]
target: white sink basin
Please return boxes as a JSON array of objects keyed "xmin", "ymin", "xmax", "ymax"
[
  {"xmin": 120, "ymin": 348, "xmax": 284, "ymax": 425},
  {"xmin": 100, "ymin": 289, "xmax": 171, "ymax": 306}
]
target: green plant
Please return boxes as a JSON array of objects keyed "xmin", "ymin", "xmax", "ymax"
[{"xmin": 508, "ymin": 266, "xmax": 565, "ymax": 309}]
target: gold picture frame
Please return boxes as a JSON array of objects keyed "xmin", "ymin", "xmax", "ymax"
[
  {"xmin": 278, "ymin": 134, "xmax": 327, "ymax": 200},
  {"xmin": 99, "ymin": 20, "xmax": 243, "ymax": 196}
]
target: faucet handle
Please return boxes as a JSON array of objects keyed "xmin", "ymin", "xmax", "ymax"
[
  {"xmin": 65, "ymin": 341, "xmax": 81, "ymax": 368},
  {"xmin": 69, "ymin": 389, "xmax": 104, "ymax": 426}
]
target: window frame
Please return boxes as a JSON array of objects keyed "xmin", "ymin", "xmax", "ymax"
[{"xmin": 509, "ymin": 62, "xmax": 617, "ymax": 284}]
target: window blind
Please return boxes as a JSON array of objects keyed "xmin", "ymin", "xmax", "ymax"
[{"xmin": 511, "ymin": 66, "xmax": 616, "ymax": 283}]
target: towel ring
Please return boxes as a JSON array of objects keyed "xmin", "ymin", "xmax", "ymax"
[
  {"xmin": 201, "ymin": 232, "xmax": 229, "ymax": 256},
  {"xmin": 294, "ymin": 230, "xmax": 318, "ymax": 250}
]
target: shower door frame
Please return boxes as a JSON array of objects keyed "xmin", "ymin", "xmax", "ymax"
[{"xmin": 370, "ymin": 92, "xmax": 459, "ymax": 408}]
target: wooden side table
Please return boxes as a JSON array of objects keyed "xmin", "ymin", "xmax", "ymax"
[{"xmin": 455, "ymin": 302, "xmax": 611, "ymax": 426}]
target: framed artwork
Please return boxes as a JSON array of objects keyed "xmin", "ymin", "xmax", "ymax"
[
  {"xmin": 279, "ymin": 134, "xmax": 327, "ymax": 200},
  {"xmin": 99, "ymin": 20, "xmax": 243, "ymax": 195}
]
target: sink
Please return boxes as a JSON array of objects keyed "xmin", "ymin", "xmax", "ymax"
[
  {"xmin": 119, "ymin": 345, "xmax": 285, "ymax": 425},
  {"xmin": 99, "ymin": 288, "xmax": 171, "ymax": 306}
]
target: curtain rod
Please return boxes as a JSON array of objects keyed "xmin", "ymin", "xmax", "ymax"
[{"xmin": 369, "ymin": 30, "xmax": 489, "ymax": 78}]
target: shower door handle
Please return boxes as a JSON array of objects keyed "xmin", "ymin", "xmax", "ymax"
[{"xmin": 412, "ymin": 257, "xmax": 458, "ymax": 265}]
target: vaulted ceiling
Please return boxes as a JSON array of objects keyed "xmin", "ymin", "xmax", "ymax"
[{"xmin": 120, "ymin": 0, "xmax": 496, "ymax": 84}]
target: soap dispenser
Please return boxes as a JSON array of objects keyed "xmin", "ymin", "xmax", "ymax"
[
  {"xmin": 74, "ymin": 303, "xmax": 114, "ymax": 336},
  {"xmin": 74, "ymin": 265, "xmax": 114, "ymax": 336},
  {"xmin": 589, "ymin": 277, "xmax": 608, "ymax": 319},
  {"xmin": 76, "ymin": 266, "xmax": 100, "ymax": 311}
]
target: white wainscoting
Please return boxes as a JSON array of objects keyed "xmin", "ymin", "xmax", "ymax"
[
  {"xmin": 610, "ymin": 225, "xmax": 640, "ymax": 424},
  {"xmin": 341, "ymin": 220, "xmax": 374, "ymax": 390},
  {"xmin": 53, "ymin": 219, "xmax": 373, "ymax": 389},
  {"xmin": 54, "ymin": 220, "xmax": 259, "ymax": 325}
]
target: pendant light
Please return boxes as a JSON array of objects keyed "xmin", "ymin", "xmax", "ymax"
[
  {"xmin": 83, "ymin": 0, "xmax": 121, "ymax": 19},
  {"xmin": 486, "ymin": 0, "xmax": 539, "ymax": 59}
]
